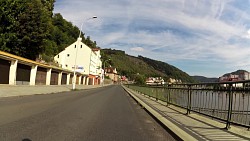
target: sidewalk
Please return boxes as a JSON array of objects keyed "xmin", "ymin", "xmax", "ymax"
[
  {"xmin": 0, "ymin": 84, "xmax": 104, "ymax": 98},
  {"xmin": 123, "ymin": 86, "xmax": 250, "ymax": 141}
]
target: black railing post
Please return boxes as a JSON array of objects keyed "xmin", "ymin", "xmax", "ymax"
[
  {"xmin": 226, "ymin": 83, "xmax": 233, "ymax": 130},
  {"xmin": 156, "ymin": 88, "xmax": 158, "ymax": 101},
  {"xmin": 187, "ymin": 84, "xmax": 192, "ymax": 115},
  {"xmin": 167, "ymin": 85, "xmax": 171, "ymax": 106}
]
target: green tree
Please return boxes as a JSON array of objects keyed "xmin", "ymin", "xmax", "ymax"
[
  {"xmin": 0, "ymin": 0, "xmax": 53, "ymax": 60},
  {"xmin": 0, "ymin": 0, "xmax": 21, "ymax": 53},
  {"xmin": 132, "ymin": 74, "xmax": 146, "ymax": 85},
  {"xmin": 0, "ymin": 0, "xmax": 99, "ymax": 61}
]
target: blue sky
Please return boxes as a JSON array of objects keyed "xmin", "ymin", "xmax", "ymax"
[{"xmin": 54, "ymin": 0, "xmax": 250, "ymax": 77}]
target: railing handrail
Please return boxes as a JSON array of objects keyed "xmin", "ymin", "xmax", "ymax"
[{"xmin": 129, "ymin": 79, "xmax": 250, "ymax": 88}]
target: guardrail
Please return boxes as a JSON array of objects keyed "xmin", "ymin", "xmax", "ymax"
[{"xmin": 125, "ymin": 80, "xmax": 250, "ymax": 129}]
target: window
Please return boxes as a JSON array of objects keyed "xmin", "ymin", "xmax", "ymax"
[
  {"xmin": 67, "ymin": 54, "xmax": 70, "ymax": 57},
  {"xmin": 66, "ymin": 64, "xmax": 68, "ymax": 67},
  {"xmin": 57, "ymin": 55, "xmax": 59, "ymax": 58},
  {"xmin": 81, "ymin": 45, "xmax": 82, "ymax": 48},
  {"xmin": 75, "ymin": 45, "xmax": 76, "ymax": 48}
]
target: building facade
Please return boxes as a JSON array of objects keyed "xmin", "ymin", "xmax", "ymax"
[
  {"xmin": 54, "ymin": 38, "xmax": 102, "ymax": 85},
  {"xmin": 146, "ymin": 77, "xmax": 166, "ymax": 85},
  {"xmin": 105, "ymin": 67, "xmax": 118, "ymax": 83},
  {"xmin": 219, "ymin": 72, "xmax": 250, "ymax": 82},
  {"xmin": 0, "ymin": 50, "xmax": 73, "ymax": 86},
  {"xmin": 88, "ymin": 48, "xmax": 102, "ymax": 85}
]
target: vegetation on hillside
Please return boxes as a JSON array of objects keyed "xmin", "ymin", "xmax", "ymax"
[
  {"xmin": 0, "ymin": 0, "xmax": 97, "ymax": 61},
  {"xmin": 101, "ymin": 49, "xmax": 196, "ymax": 83},
  {"xmin": 191, "ymin": 76, "xmax": 218, "ymax": 83},
  {"xmin": 138, "ymin": 56, "xmax": 196, "ymax": 83}
]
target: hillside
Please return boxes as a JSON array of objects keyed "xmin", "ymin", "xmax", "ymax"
[
  {"xmin": 101, "ymin": 49, "xmax": 196, "ymax": 83},
  {"xmin": 192, "ymin": 76, "xmax": 218, "ymax": 83}
]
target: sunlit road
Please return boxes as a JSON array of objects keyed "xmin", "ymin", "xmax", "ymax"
[{"xmin": 0, "ymin": 85, "xmax": 174, "ymax": 141}]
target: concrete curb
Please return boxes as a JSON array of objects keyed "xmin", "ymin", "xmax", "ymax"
[
  {"xmin": 0, "ymin": 84, "xmax": 111, "ymax": 98},
  {"xmin": 122, "ymin": 86, "xmax": 197, "ymax": 141}
]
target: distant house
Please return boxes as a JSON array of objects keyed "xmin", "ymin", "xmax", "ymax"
[
  {"xmin": 219, "ymin": 71, "xmax": 250, "ymax": 87},
  {"xmin": 146, "ymin": 77, "xmax": 166, "ymax": 85},
  {"xmin": 219, "ymin": 71, "xmax": 250, "ymax": 82},
  {"xmin": 54, "ymin": 38, "xmax": 102, "ymax": 85},
  {"xmin": 219, "ymin": 74, "xmax": 240, "ymax": 82},
  {"xmin": 121, "ymin": 76, "xmax": 127, "ymax": 81},
  {"xmin": 168, "ymin": 78, "xmax": 182, "ymax": 84},
  {"xmin": 146, "ymin": 78, "xmax": 154, "ymax": 85},
  {"xmin": 105, "ymin": 67, "xmax": 118, "ymax": 83}
]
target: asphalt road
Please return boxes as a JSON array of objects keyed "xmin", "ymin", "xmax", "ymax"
[{"xmin": 0, "ymin": 85, "xmax": 175, "ymax": 141}]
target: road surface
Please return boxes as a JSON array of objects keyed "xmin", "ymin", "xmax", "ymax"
[{"xmin": 0, "ymin": 85, "xmax": 175, "ymax": 141}]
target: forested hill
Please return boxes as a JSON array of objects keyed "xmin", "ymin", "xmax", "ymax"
[
  {"xmin": 101, "ymin": 49, "xmax": 196, "ymax": 83},
  {"xmin": 138, "ymin": 56, "xmax": 196, "ymax": 83},
  {"xmin": 191, "ymin": 76, "xmax": 218, "ymax": 83},
  {"xmin": 0, "ymin": 0, "xmax": 97, "ymax": 61}
]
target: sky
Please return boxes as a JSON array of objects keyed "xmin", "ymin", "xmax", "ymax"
[{"xmin": 54, "ymin": 0, "xmax": 250, "ymax": 78}]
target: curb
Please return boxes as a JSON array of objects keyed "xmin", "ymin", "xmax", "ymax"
[{"xmin": 0, "ymin": 84, "xmax": 111, "ymax": 98}]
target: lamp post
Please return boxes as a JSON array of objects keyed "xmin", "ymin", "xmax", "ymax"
[
  {"xmin": 102, "ymin": 59, "xmax": 111, "ymax": 86},
  {"xmin": 72, "ymin": 16, "xmax": 97, "ymax": 90}
]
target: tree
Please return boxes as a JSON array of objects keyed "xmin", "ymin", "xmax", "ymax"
[
  {"xmin": 41, "ymin": 0, "xmax": 55, "ymax": 17},
  {"xmin": 0, "ymin": 0, "xmax": 53, "ymax": 60},
  {"xmin": 0, "ymin": 0, "xmax": 21, "ymax": 53},
  {"xmin": 0, "ymin": 0, "xmax": 99, "ymax": 61},
  {"xmin": 84, "ymin": 36, "xmax": 96, "ymax": 48},
  {"xmin": 132, "ymin": 74, "xmax": 146, "ymax": 85}
]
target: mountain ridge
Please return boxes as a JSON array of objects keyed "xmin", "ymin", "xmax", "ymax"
[
  {"xmin": 101, "ymin": 49, "xmax": 196, "ymax": 83},
  {"xmin": 191, "ymin": 76, "xmax": 218, "ymax": 83}
]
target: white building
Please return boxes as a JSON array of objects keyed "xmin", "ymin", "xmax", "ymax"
[
  {"xmin": 243, "ymin": 72, "xmax": 250, "ymax": 80},
  {"xmin": 89, "ymin": 48, "xmax": 102, "ymax": 85},
  {"xmin": 54, "ymin": 38, "xmax": 102, "ymax": 85},
  {"xmin": 168, "ymin": 78, "xmax": 182, "ymax": 84},
  {"xmin": 146, "ymin": 77, "xmax": 166, "ymax": 85}
]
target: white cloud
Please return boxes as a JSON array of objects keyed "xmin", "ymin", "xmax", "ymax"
[
  {"xmin": 54, "ymin": 0, "xmax": 250, "ymax": 77},
  {"xmin": 130, "ymin": 47, "xmax": 144, "ymax": 52},
  {"xmin": 243, "ymin": 29, "xmax": 250, "ymax": 39}
]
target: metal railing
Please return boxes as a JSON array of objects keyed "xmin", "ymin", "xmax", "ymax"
[{"xmin": 125, "ymin": 80, "xmax": 250, "ymax": 129}]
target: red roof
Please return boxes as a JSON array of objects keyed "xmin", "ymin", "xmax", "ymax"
[{"xmin": 92, "ymin": 48, "xmax": 100, "ymax": 51}]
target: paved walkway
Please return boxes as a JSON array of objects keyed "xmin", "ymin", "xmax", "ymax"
[
  {"xmin": 0, "ymin": 84, "xmax": 104, "ymax": 97},
  {"xmin": 123, "ymin": 86, "xmax": 250, "ymax": 141}
]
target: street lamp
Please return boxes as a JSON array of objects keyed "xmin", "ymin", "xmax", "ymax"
[
  {"xmin": 102, "ymin": 59, "xmax": 111, "ymax": 86},
  {"xmin": 78, "ymin": 16, "xmax": 97, "ymax": 38},
  {"xmin": 72, "ymin": 16, "xmax": 97, "ymax": 90}
]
